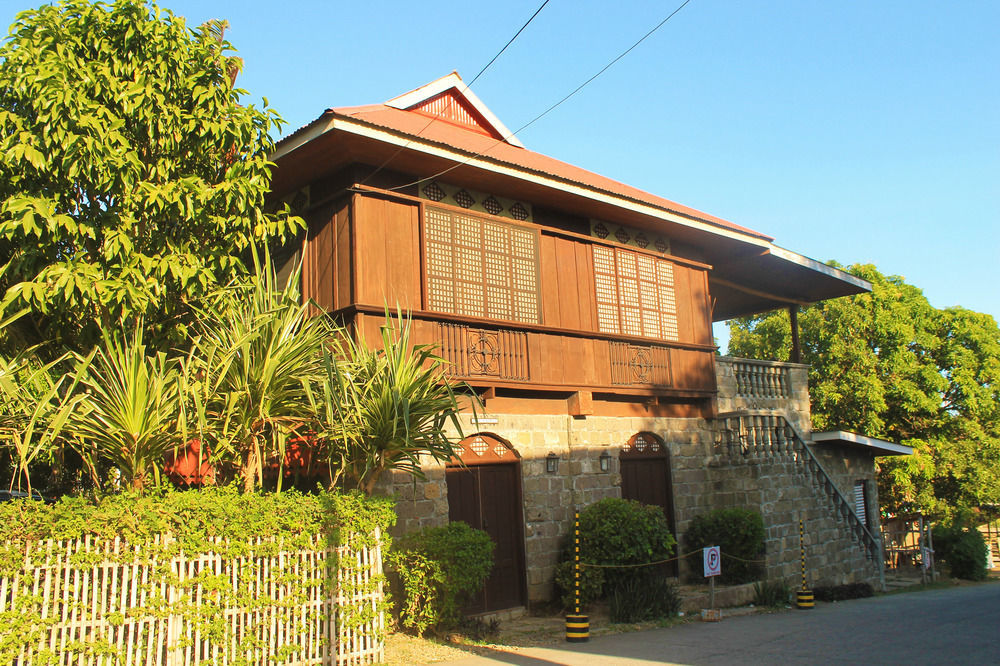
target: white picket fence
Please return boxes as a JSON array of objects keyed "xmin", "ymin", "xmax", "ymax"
[{"xmin": 0, "ymin": 532, "xmax": 384, "ymax": 665}]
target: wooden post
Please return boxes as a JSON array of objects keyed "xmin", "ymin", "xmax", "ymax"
[{"xmin": 788, "ymin": 307, "xmax": 802, "ymax": 364}]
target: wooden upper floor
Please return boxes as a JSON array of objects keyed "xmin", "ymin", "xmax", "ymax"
[{"xmin": 269, "ymin": 73, "xmax": 870, "ymax": 417}]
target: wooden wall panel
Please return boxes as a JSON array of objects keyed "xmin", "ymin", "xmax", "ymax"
[
  {"xmin": 335, "ymin": 203, "xmax": 352, "ymax": 310},
  {"xmin": 353, "ymin": 196, "xmax": 421, "ymax": 310},
  {"xmin": 538, "ymin": 234, "xmax": 561, "ymax": 327},
  {"xmin": 669, "ymin": 348, "xmax": 715, "ymax": 391},
  {"xmin": 301, "ymin": 200, "xmax": 347, "ymax": 313},
  {"xmin": 554, "ymin": 237, "xmax": 582, "ymax": 330},
  {"xmin": 574, "ymin": 241, "xmax": 597, "ymax": 331},
  {"xmin": 672, "ymin": 264, "xmax": 695, "ymax": 343}
]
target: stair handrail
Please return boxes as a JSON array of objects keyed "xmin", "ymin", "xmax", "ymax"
[{"xmin": 716, "ymin": 409, "xmax": 886, "ymax": 589}]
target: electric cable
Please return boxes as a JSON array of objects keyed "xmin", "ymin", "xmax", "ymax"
[
  {"xmin": 357, "ymin": 0, "xmax": 552, "ymax": 187},
  {"xmin": 382, "ymin": 0, "xmax": 694, "ymax": 193}
]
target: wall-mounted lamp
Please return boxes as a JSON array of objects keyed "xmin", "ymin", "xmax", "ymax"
[
  {"xmin": 599, "ymin": 450, "xmax": 611, "ymax": 472},
  {"xmin": 546, "ymin": 453, "xmax": 559, "ymax": 474}
]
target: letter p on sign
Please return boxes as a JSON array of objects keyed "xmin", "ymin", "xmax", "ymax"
[{"xmin": 704, "ymin": 546, "xmax": 721, "ymax": 577}]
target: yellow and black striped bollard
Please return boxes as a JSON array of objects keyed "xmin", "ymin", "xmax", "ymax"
[
  {"xmin": 796, "ymin": 518, "xmax": 814, "ymax": 609},
  {"xmin": 566, "ymin": 510, "xmax": 590, "ymax": 642}
]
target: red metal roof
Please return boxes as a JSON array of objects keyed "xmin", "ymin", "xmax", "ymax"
[{"xmin": 276, "ymin": 79, "xmax": 772, "ymax": 242}]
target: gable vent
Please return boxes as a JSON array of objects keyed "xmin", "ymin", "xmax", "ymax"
[{"xmin": 411, "ymin": 90, "xmax": 500, "ymax": 138}]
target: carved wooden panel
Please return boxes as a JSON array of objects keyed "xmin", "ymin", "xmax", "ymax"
[
  {"xmin": 424, "ymin": 207, "xmax": 540, "ymax": 324},
  {"xmin": 439, "ymin": 323, "xmax": 530, "ymax": 381},
  {"xmin": 609, "ymin": 341, "xmax": 672, "ymax": 386}
]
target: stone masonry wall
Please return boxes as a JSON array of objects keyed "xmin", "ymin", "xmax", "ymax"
[
  {"xmin": 378, "ymin": 412, "xmax": 717, "ymax": 604},
  {"xmin": 707, "ymin": 457, "xmax": 879, "ymax": 588},
  {"xmin": 715, "ymin": 356, "xmax": 812, "ymax": 435},
  {"xmin": 377, "ymin": 361, "xmax": 882, "ymax": 605}
]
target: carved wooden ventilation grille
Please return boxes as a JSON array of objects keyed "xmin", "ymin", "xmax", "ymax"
[
  {"xmin": 417, "ymin": 183, "xmax": 532, "ymax": 222},
  {"xmin": 439, "ymin": 323, "xmax": 530, "ymax": 380},
  {"xmin": 593, "ymin": 245, "xmax": 679, "ymax": 342},
  {"xmin": 590, "ymin": 219, "xmax": 670, "ymax": 255},
  {"xmin": 411, "ymin": 90, "xmax": 496, "ymax": 137},
  {"xmin": 610, "ymin": 341, "xmax": 671, "ymax": 386},
  {"xmin": 425, "ymin": 207, "xmax": 540, "ymax": 324},
  {"xmin": 621, "ymin": 432, "xmax": 666, "ymax": 458},
  {"xmin": 454, "ymin": 434, "xmax": 516, "ymax": 464},
  {"xmin": 469, "ymin": 436, "xmax": 490, "ymax": 456}
]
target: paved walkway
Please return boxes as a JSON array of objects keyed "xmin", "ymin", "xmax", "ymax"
[{"xmin": 441, "ymin": 583, "xmax": 1000, "ymax": 665}]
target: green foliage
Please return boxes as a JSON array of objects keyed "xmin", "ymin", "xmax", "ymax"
[
  {"xmin": 684, "ymin": 508, "xmax": 765, "ymax": 584},
  {"xmin": 609, "ymin": 575, "xmax": 681, "ymax": 623},
  {"xmin": 0, "ymin": 310, "xmax": 79, "ymax": 494},
  {"xmin": 932, "ymin": 521, "xmax": 988, "ymax": 581},
  {"xmin": 66, "ymin": 326, "xmax": 179, "ymax": 490},
  {"xmin": 387, "ymin": 521, "xmax": 494, "ymax": 635},
  {"xmin": 184, "ymin": 252, "xmax": 336, "ymax": 492},
  {"xmin": 554, "ymin": 559, "xmax": 605, "ymax": 609},
  {"xmin": 0, "ymin": 487, "xmax": 395, "ymax": 662},
  {"xmin": 557, "ymin": 498, "xmax": 676, "ymax": 605},
  {"xmin": 315, "ymin": 311, "xmax": 470, "ymax": 495},
  {"xmin": 0, "ymin": 485, "xmax": 395, "ymax": 550},
  {"xmin": 752, "ymin": 579, "xmax": 791, "ymax": 607},
  {"xmin": 728, "ymin": 264, "xmax": 1000, "ymax": 518},
  {"xmin": 0, "ymin": 0, "xmax": 302, "ymax": 349},
  {"xmin": 811, "ymin": 582, "xmax": 874, "ymax": 601}
]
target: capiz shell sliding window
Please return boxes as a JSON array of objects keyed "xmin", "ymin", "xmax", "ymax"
[{"xmin": 424, "ymin": 207, "xmax": 541, "ymax": 324}]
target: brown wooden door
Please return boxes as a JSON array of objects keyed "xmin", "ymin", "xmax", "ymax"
[
  {"xmin": 620, "ymin": 432, "xmax": 677, "ymax": 575},
  {"xmin": 446, "ymin": 435, "xmax": 527, "ymax": 613}
]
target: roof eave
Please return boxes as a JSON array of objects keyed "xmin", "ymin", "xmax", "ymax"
[{"xmin": 812, "ymin": 430, "xmax": 913, "ymax": 457}]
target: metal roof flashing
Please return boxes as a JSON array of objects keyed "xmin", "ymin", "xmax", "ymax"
[{"xmin": 811, "ymin": 431, "xmax": 913, "ymax": 457}]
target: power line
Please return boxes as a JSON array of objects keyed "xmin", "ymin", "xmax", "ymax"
[
  {"xmin": 384, "ymin": 0, "xmax": 694, "ymax": 193},
  {"xmin": 358, "ymin": 0, "xmax": 551, "ymax": 187}
]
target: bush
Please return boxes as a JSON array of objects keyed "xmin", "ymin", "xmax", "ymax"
[
  {"xmin": 932, "ymin": 522, "xmax": 988, "ymax": 581},
  {"xmin": 609, "ymin": 575, "xmax": 681, "ymax": 623},
  {"xmin": 554, "ymin": 559, "xmax": 605, "ymax": 609},
  {"xmin": 556, "ymin": 498, "xmax": 676, "ymax": 605},
  {"xmin": 684, "ymin": 508, "xmax": 765, "ymax": 584},
  {"xmin": 812, "ymin": 582, "xmax": 874, "ymax": 601},
  {"xmin": 387, "ymin": 521, "xmax": 494, "ymax": 635},
  {"xmin": 752, "ymin": 579, "xmax": 791, "ymax": 607}
]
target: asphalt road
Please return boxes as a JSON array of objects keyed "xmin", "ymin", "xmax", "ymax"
[{"xmin": 442, "ymin": 583, "xmax": 1000, "ymax": 665}]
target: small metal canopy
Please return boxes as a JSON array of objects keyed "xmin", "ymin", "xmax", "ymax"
[{"xmin": 811, "ymin": 431, "xmax": 913, "ymax": 457}]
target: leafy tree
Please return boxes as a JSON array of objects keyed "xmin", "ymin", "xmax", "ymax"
[
  {"xmin": 0, "ymin": 0, "xmax": 301, "ymax": 349},
  {"xmin": 728, "ymin": 264, "xmax": 1000, "ymax": 518}
]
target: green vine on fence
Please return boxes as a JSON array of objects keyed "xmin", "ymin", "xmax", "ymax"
[{"xmin": 0, "ymin": 486, "xmax": 396, "ymax": 664}]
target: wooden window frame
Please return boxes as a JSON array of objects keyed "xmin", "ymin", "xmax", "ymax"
[
  {"xmin": 593, "ymin": 245, "xmax": 680, "ymax": 342},
  {"xmin": 421, "ymin": 205, "xmax": 542, "ymax": 325}
]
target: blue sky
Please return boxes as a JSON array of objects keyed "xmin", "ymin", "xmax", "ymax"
[{"xmin": 5, "ymin": 0, "xmax": 997, "ymax": 349}]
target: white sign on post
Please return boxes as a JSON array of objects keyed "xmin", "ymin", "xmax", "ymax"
[{"xmin": 704, "ymin": 546, "xmax": 721, "ymax": 577}]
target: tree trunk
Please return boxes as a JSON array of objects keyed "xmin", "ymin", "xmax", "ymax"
[{"xmin": 241, "ymin": 446, "xmax": 259, "ymax": 493}]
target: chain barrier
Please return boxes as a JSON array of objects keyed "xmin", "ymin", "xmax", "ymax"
[{"xmin": 576, "ymin": 549, "xmax": 765, "ymax": 569}]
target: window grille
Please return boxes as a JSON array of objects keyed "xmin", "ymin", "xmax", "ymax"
[
  {"xmin": 424, "ymin": 207, "xmax": 540, "ymax": 324},
  {"xmin": 593, "ymin": 245, "xmax": 679, "ymax": 342}
]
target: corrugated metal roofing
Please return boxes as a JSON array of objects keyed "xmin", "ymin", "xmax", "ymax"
[{"xmin": 276, "ymin": 88, "xmax": 772, "ymax": 242}]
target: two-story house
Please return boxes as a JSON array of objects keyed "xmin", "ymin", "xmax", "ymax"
[{"xmin": 269, "ymin": 73, "xmax": 910, "ymax": 614}]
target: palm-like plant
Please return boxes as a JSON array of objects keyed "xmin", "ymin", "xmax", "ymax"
[
  {"xmin": 0, "ymin": 312, "xmax": 79, "ymax": 494},
  {"xmin": 315, "ymin": 312, "xmax": 472, "ymax": 495},
  {"xmin": 186, "ymin": 252, "xmax": 336, "ymax": 492},
  {"xmin": 66, "ymin": 327, "xmax": 179, "ymax": 491}
]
